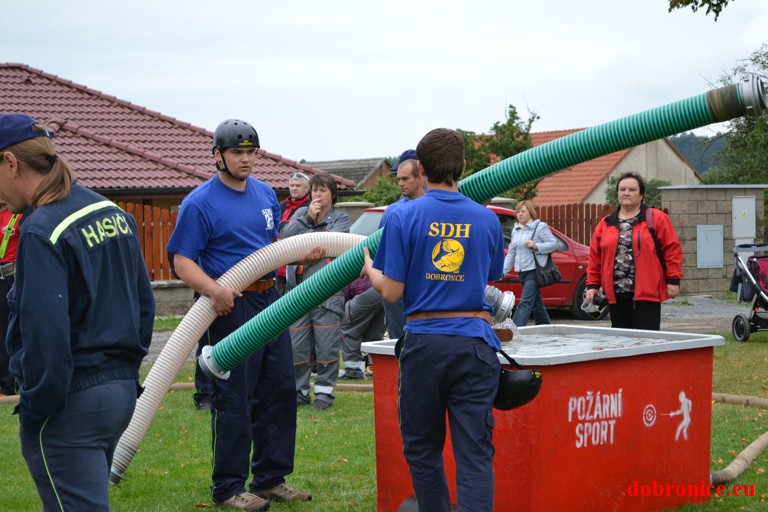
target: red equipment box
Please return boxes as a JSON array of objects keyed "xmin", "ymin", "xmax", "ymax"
[{"xmin": 363, "ymin": 325, "xmax": 724, "ymax": 511}]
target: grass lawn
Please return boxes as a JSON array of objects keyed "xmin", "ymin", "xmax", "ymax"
[{"xmin": 1, "ymin": 327, "xmax": 768, "ymax": 510}]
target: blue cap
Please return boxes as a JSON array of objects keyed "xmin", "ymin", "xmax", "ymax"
[
  {"xmin": 0, "ymin": 114, "xmax": 54, "ymax": 152},
  {"xmin": 391, "ymin": 149, "xmax": 418, "ymax": 174}
]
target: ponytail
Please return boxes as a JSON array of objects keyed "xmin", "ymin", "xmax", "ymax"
[{"xmin": 6, "ymin": 125, "xmax": 73, "ymax": 207}]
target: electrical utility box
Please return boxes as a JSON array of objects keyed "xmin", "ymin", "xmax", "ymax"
[
  {"xmin": 697, "ymin": 225, "xmax": 724, "ymax": 268},
  {"xmin": 732, "ymin": 196, "xmax": 756, "ymax": 244}
]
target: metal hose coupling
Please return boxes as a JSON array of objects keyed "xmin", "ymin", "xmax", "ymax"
[
  {"xmin": 485, "ymin": 285, "xmax": 516, "ymax": 323},
  {"xmin": 199, "ymin": 345, "xmax": 230, "ymax": 381},
  {"xmin": 708, "ymin": 75, "xmax": 767, "ymax": 122},
  {"xmin": 739, "ymin": 76, "xmax": 767, "ymax": 116}
]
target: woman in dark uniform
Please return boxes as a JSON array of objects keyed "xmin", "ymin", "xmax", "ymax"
[{"xmin": 0, "ymin": 113, "xmax": 155, "ymax": 511}]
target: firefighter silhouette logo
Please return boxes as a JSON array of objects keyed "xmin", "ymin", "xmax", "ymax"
[
  {"xmin": 668, "ymin": 391, "xmax": 692, "ymax": 441},
  {"xmin": 641, "ymin": 390, "xmax": 692, "ymax": 441},
  {"xmin": 432, "ymin": 238, "xmax": 465, "ymax": 273}
]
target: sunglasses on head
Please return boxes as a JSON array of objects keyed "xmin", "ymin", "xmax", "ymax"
[{"xmin": 290, "ymin": 172, "xmax": 309, "ymax": 183}]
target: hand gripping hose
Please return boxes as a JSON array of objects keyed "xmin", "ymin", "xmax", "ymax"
[{"xmin": 109, "ymin": 232, "xmax": 365, "ymax": 483}]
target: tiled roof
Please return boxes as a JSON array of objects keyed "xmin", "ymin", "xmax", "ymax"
[
  {"xmin": 304, "ymin": 158, "xmax": 390, "ymax": 188},
  {"xmin": 0, "ymin": 63, "xmax": 355, "ymax": 193},
  {"xmin": 531, "ymin": 129, "xmax": 631, "ymax": 206}
]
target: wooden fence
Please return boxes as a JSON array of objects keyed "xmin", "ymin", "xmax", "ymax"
[
  {"xmin": 119, "ymin": 201, "xmax": 615, "ymax": 281},
  {"xmin": 117, "ymin": 202, "xmax": 178, "ymax": 282},
  {"xmin": 539, "ymin": 203, "xmax": 614, "ymax": 246}
]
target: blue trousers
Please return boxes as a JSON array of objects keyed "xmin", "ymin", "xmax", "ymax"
[
  {"xmin": 512, "ymin": 269, "xmax": 551, "ymax": 326},
  {"xmin": 205, "ymin": 288, "xmax": 297, "ymax": 502},
  {"xmin": 398, "ymin": 333, "xmax": 499, "ymax": 512},
  {"xmin": 20, "ymin": 379, "xmax": 137, "ymax": 512}
]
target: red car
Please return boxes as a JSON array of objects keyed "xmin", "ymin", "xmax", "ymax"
[{"xmin": 349, "ymin": 204, "xmax": 605, "ymax": 320}]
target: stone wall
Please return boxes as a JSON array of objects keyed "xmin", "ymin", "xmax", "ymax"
[
  {"xmin": 152, "ymin": 280, "xmax": 195, "ymax": 317},
  {"xmin": 336, "ymin": 201, "xmax": 374, "ymax": 225},
  {"xmin": 660, "ymin": 185, "xmax": 767, "ymax": 297}
]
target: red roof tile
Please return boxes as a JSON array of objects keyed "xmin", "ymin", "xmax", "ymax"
[
  {"xmin": 529, "ymin": 129, "xmax": 702, "ymax": 207},
  {"xmin": 0, "ymin": 63, "xmax": 355, "ymax": 193},
  {"xmin": 530, "ymin": 129, "xmax": 632, "ymax": 206}
]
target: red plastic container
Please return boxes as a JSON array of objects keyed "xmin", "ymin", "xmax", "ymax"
[{"xmin": 363, "ymin": 325, "xmax": 723, "ymax": 511}]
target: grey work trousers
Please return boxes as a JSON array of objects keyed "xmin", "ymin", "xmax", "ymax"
[
  {"xmin": 290, "ymin": 292, "xmax": 344, "ymax": 405},
  {"xmin": 341, "ymin": 286, "xmax": 386, "ymax": 378}
]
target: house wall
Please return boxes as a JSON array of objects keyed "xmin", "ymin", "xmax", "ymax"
[
  {"xmin": 583, "ymin": 140, "xmax": 702, "ymax": 204},
  {"xmin": 660, "ymin": 185, "xmax": 767, "ymax": 297},
  {"xmin": 105, "ymin": 195, "xmax": 184, "ymax": 211},
  {"xmin": 336, "ymin": 201, "xmax": 374, "ymax": 225},
  {"xmin": 360, "ymin": 167, "xmax": 391, "ymax": 190}
]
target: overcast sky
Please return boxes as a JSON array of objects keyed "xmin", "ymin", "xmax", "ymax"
[{"xmin": 2, "ymin": 1, "xmax": 766, "ymax": 161}]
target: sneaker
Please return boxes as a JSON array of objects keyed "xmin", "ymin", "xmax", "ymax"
[
  {"xmin": 339, "ymin": 373, "xmax": 364, "ymax": 381},
  {"xmin": 255, "ymin": 482, "xmax": 312, "ymax": 502},
  {"xmin": 214, "ymin": 491, "xmax": 269, "ymax": 510},
  {"xmin": 310, "ymin": 399, "xmax": 332, "ymax": 411}
]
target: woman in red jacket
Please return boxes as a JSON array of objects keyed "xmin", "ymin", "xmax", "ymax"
[{"xmin": 585, "ymin": 172, "xmax": 683, "ymax": 330}]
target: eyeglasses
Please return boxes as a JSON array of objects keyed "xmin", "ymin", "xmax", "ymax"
[{"xmin": 290, "ymin": 172, "xmax": 309, "ymax": 183}]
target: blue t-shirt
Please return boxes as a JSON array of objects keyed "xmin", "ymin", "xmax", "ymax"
[
  {"xmin": 167, "ymin": 174, "xmax": 280, "ymax": 279},
  {"xmin": 373, "ymin": 189, "xmax": 505, "ymax": 349}
]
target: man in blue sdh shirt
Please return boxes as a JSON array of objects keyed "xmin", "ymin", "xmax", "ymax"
[{"xmin": 363, "ymin": 128, "xmax": 505, "ymax": 512}]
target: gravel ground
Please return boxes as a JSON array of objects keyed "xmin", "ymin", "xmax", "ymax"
[
  {"xmin": 550, "ymin": 294, "xmax": 747, "ymax": 334},
  {"xmin": 145, "ymin": 295, "xmax": 747, "ymax": 366}
]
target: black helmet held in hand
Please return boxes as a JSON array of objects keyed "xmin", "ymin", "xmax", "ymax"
[
  {"xmin": 212, "ymin": 119, "xmax": 259, "ymax": 152},
  {"xmin": 494, "ymin": 349, "xmax": 542, "ymax": 410}
]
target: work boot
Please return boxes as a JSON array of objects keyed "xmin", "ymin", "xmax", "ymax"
[
  {"xmin": 255, "ymin": 482, "xmax": 312, "ymax": 502},
  {"xmin": 214, "ymin": 491, "xmax": 269, "ymax": 510}
]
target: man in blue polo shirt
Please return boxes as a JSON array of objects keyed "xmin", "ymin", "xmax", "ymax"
[
  {"xmin": 379, "ymin": 149, "xmax": 424, "ymax": 339},
  {"xmin": 363, "ymin": 128, "xmax": 505, "ymax": 511},
  {"xmin": 167, "ymin": 119, "xmax": 310, "ymax": 510}
]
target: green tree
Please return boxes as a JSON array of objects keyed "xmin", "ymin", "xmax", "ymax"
[
  {"xmin": 458, "ymin": 104, "xmax": 539, "ymax": 200},
  {"xmin": 359, "ymin": 104, "xmax": 538, "ymax": 206},
  {"xmin": 668, "ymin": 0, "xmax": 733, "ymax": 21},
  {"xmin": 704, "ymin": 45, "xmax": 768, "ymax": 185},
  {"xmin": 356, "ymin": 174, "xmax": 401, "ymax": 206},
  {"xmin": 605, "ymin": 176, "xmax": 672, "ymax": 209},
  {"xmin": 668, "ymin": 131, "xmax": 726, "ymax": 174}
]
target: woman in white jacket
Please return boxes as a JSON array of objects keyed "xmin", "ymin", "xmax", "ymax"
[{"xmin": 503, "ymin": 201, "xmax": 559, "ymax": 326}]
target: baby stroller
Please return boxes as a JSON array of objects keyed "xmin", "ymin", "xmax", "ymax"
[{"xmin": 731, "ymin": 244, "xmax": 768, "ymax": 342}]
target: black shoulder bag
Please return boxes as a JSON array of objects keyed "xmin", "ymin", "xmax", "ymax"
[{"xmin": 530, "ymin": 223, "xmax": 561, "ymax": 287}]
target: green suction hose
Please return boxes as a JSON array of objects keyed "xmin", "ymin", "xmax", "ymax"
[
  {"xmin": 199, "ymin": 230, "xmax": 381, "ymax": 376},
  {"xmin": 199, "ymin": 76, "xmax": 767, "ymax": 378}
]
